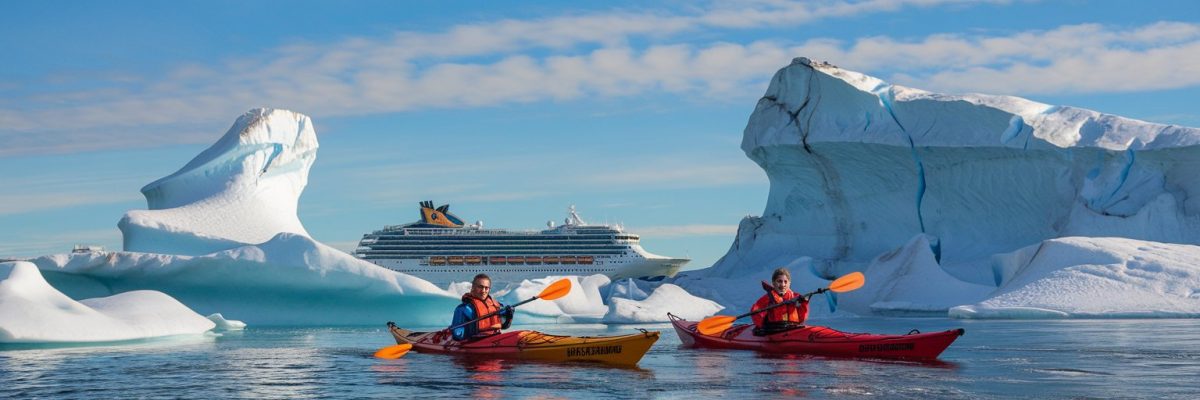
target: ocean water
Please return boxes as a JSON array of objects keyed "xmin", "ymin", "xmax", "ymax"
[{"xmin": 2, "ymin": 318, "xmax": 1198, "ymax": 399}]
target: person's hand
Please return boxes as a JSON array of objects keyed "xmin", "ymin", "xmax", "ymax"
[{"xmin": 502, "ymin": 306, "xmax": 514, "ymax": 317}]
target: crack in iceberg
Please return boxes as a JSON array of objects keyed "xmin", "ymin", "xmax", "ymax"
[
  {"xmin": 1104, "ymin": 149, "xmax": 1137, "ymax": 212},
  {"xmin": 261, "ymin": 143, "xmax": 283, "ymax": 175},
  {"xmin": 874, "ymin": 86, "xmax": 928, "ymax": 235}
]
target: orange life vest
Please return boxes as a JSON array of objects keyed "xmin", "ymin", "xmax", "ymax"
[
  {"xmin": 751, "ymin": 282, "xmax": 808, "ymax": 328},
  {"xmin": 463, "ymin": 294, "xmax": 503, "ymax": 336}
]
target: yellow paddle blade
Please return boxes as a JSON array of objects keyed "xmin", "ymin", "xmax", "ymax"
[
  {"xmin": 373, "ymin": 343, "xmax": 413, "ymax": 359},
  {"xmin": 537, "ymin": 278, "xmax": 572, "ymax": 301},
  {"xmin": 696, "ymin": 315, "xmax": 737, "ymax": 336},
  {"xmin": 829, "ymin": 272, "xmax": 865, "ymax": 293}
]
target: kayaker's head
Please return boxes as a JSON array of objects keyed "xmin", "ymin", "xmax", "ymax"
[
  {"xmin": 470, "ymin": 274, "xmax": 492, "ymax": 299},
  {"xmin": 771, "ymin": 268, "xmax": 791, "ymax": 295}
]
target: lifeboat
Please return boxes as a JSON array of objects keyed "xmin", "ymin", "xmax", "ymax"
[
  {"xmin": 507, "ymin": 256, "xmax": 525, "ymax": 264},
  {"xmin": 447, "ymin": 256, "xmax": 465, "ymax": 265},
  {"xmin": 429, "ymin": 256, "xmax": 446, "ymax": 265},
  {"xmin": 560, "ymin": 256, "xmax": 577, "ymax": 264},
  {"xmin": 488, "ymin": 256, "xmax": 507, "ymax": 264},
  {"xmin": 578, "ymin": 256, "xmax": 594, "ymax": 265},
  {"xmin": 526, "ymin": 256, "xmax": 542, "ymax": 265},
  {"xmin": 465, "ymin": 256, "xmax": 483, "ymax": 265},
  {"xmin": 543, "ymin": 256, "xmax": 560, "ymax": 264}
]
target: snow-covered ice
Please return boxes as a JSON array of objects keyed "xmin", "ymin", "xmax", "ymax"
[
  {"xmin": 950, "ymin": 237, "xmax": 1200, "ymax": 318},
  {"xmin": 30, "ymin": 233, "xmax": 457, "ymax": 326},
  {"xmin": 30, "ymin": 109, "xmax": 459, "ymax": 326},
  {"xmin": 121, "ymin": 109, "xmax": 317, "ymax": 256},
  {"xmin": 680, "ymin": 57, "xmax": 1200, "ymax": 319},
  {"xmin": 207, "ymin": 313, "xmax": 246, "ymax": 331},
  {"xmin": 602, "ymin": 283, "xmax": 723, "ymax": 323},
  {"xmin": 1, "ymin": 261, "xmax": 215, "ymax": 344}
]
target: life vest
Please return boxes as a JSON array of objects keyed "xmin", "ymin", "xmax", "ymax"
[
  {"xmin": 751, "ymin": 281, "xmax": 808, "ymax": 329},
  {"xmin": 766, "ymin": 292, "xmax": 803, "ymax": 323},
  {"xmin": 463, "ymin": 293, "xmax": 503, "ymax": 336}
]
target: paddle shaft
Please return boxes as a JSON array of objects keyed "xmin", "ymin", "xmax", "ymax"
[
  {"xmin": 734, "ymin": 288, "xmax": 824, "ymax": 320},
  {"xmin": 446, "ymin": 296, "xmax": 535, "ymax": 331}
]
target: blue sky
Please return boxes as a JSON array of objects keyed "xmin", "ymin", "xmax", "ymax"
[{"xmin": 2, "ymin": 0, "xmax": 1198, "ymax": 270}]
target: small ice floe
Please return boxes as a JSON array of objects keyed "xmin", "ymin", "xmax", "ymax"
[
  {"xmin": 0, "ymin": 261, "xmax": 215, "ymax": 344},
  {"xmin": 206, "ymin": 313, "xmax": 247, "ymax": 331}
]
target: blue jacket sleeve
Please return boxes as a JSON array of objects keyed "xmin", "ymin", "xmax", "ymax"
[{"xmin": 451, "ymin": 303, "xmax": 476, "ymax": 341}]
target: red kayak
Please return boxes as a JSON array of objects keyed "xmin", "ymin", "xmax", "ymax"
[{"xmin": 669, "ymin": 313, "xmax": 963, "ymax": 360}]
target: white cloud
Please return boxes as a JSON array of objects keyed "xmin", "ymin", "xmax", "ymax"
[
  {"xmin": 794, "ymin": 22, "xmax": 1200, "ymax": 95},
  {"xmin": 4, "ymin": 2, "xmax": 1199, "ymax": 156}
]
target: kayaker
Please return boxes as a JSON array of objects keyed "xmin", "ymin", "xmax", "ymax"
[
  {"xmin": 751, "ymin": 267, "xmax": 811, "ymax": 336},
  {"xmin": 451, "ymin": 274, "xmax": 514, "ymax": 341}
]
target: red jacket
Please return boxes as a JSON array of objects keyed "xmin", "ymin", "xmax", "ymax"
[{"xmin": 751, "ymin": 282, "xmax": 808, "ymax": 328}]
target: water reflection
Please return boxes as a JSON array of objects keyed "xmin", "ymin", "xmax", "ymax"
[
  {"xmin": 461, "ymin": 358, "xmax": 505, "ymax": 399},
  {"xmin": 0, "ymin": 335, "xmax": 216, "ymax": 397}
]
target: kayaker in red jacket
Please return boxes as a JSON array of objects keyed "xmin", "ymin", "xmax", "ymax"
[
  {"xmin": 751, "ymin": 268, "xmax": 809, "ymax": 336},
  {"xmin": 451, "ymin": 274, "xmax": 513, "ymax": 341}
]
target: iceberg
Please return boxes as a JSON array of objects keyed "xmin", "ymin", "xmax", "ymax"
[
  {"xmin": 951, "ymin": 237, "xmax": 1200, "ymax": 319},
  {"xmin": 683, "ymin": 57, "xmax": 1200, "ymax": 319},
  {"xmin": 30, "ymin": 109, "xmax": 458, "ymax": 326},
  {"xmin": 31, "ymin": 229, "xmax": 457, "ymax": 326},
  {"xmin": 207, "ymin": 313, "xmax": 246, "ymax": 331},
  {"xmin": 120, "ymin": 109, "xmax": 317, "ymax": 256},
  {"xmin": 602, "ymin": 283, "xmax": 723, "ymax": 324},
  {"xmin": 1, "ymin": 261, "xmax": 215, "ymax": 344}
]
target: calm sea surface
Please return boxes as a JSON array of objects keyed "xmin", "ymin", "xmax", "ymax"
[{"xmin": 2, "ymin": 318, "xmax": 1198, "ymax": 399}]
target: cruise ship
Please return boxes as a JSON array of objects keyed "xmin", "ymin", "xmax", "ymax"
[{"xmin": 355, "ymin": 201, "xmax": 689, "ymax": 287}]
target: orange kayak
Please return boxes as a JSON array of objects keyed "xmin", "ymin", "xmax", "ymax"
[{"xmin": 387, "ymin": 322, "xmax": 658, "ymax": 366}]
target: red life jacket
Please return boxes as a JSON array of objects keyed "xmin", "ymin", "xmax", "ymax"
[
  {"xmin": 463, "ymin": 293, "xmax": 503, "ymax": 336},
  {"xmin": 751, "ymin": 281, "xmax": 808, "ymax": 328}
]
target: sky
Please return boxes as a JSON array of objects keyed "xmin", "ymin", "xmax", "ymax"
[{"xmin": 1, "ymin": 0, "xmax": 1199, "ymax": 270}]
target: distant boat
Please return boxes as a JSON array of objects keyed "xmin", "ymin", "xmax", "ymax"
[
  {"xmin": 72, "ymin": 244, "xmax": 106, "ymax": 254},
  {"xmin": 355, "ymin": 201, "xmax": 689, "ymax": 287}
]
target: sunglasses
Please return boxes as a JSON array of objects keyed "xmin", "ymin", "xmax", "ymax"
[{"xmin": 473, "ymin": 285, "xmax": 491, "ymax": 290}]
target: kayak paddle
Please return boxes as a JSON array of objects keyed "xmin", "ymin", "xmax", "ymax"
[
  {"xmin": 375, "ymin": 278, "xmax": 573, "ymax": 359},
  {"xmin": 373, "ymin": 343, "xmax": 413, "ymax": 359},
  {"xmin": 696, "ymin": 272, "xmax": 865, "ymax": 336}
]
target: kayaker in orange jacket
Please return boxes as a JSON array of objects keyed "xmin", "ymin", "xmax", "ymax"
[
  {"xmin": 451, "ymin": 274, "xmax": 513, "ymax": 341},
  {"xmin": 751, "ymin": 267, "xmax": 809, "ymax": 336}
]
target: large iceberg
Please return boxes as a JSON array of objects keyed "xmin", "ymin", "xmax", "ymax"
[
  {"xmin": 1, "ymin": 261, "xmax": 215, "ymax": 343},
  {"xmin": 120, "ymin": 109, "xmax": 317, "ymax": 256},
  {"xmin": 686, "ymin": 57, "xmax": 1200, "ymax": 319},
  {"xmin": 32, "ymin": 109, "xmax": 459, "ymax": 326}
]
